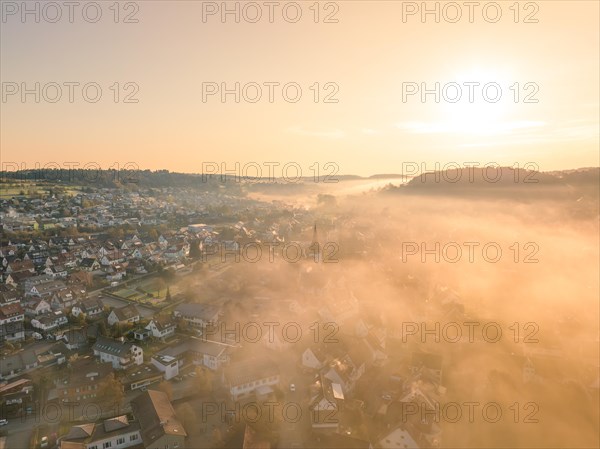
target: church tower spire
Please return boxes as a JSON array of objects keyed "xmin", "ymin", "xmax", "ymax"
[{"xmin": 309, "ymin": 222, "xmax": 321, "ymax": 262}]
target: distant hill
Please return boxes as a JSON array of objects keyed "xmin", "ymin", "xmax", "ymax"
[
  {"xmin": 380, "ymin": 167, "xmax": 599, "ymax": 201},
  {"xmin": 2, "ymin": 167, "xmax": 597, "ymax": 198},
  {"xmin": 368, "ymin": 174, "xmax": 409, "ymax": 179}
]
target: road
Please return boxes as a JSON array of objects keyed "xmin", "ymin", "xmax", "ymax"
[
  {"xmin": 277, "ymin": 353, "xmax": 312, "ymax": 448},
  {"xmin": 2, "ymin": 416, "xmax": 33, "ymax": 449}
]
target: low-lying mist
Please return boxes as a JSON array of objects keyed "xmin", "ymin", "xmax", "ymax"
[{"xmin": 185, "ymin": 171, "xmax": 599, "ymax": 448}]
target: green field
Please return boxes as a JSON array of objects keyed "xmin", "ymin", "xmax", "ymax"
[
  {"xmin": 0, "ymin": 182, "xmax": 85, "ymax": 198},
  {"xmin": 111, "ymin": 277, "xmax": 177, "ymax": 306},
  {"xmin": 0, "ymin": 185, "xmax": 46, "ymax": 198}
]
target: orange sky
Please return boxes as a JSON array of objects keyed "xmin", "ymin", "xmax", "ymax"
[{"xmin": 1, "ymin": 1, "xmax": 598, "ymax": 176}]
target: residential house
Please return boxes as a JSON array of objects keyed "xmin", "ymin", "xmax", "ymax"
[
  {"xmin": 107, "ymin": 304, "xmax": 140, "ymax": 327},
  {"xmin": 0, "ymin": 353, "xmax": 32, "ymax": 381},
  {"xmin": 223, "ymin": 357, "xmax": 280, "ymax": 401},
  {"xmin": 72, "ymin": 297, "xmax": 104, "ymax": 319},
  {"xmin": 4, "ymin": 270, "xmax": 34, "ymax": 288},
  {"xmin": 31, "ymin": 310, "xmax": 68, "ymax": 332},
  {"xmin": 53, "ymin": 358, "xmax": 113, "ymax": 403},
  {"xmin": 0, "ymin": 302, "xmax": 25, "ymax": 342},
  {"xmin": 58, "ymin": 327, "xmax": 92, "ymax": 350},
  {"xmin": 100, "ymin": 251, "xmax": 126, "ymax": 267},
  {"xmin": 187, "ymin": 338, "xmax": 230, "ymax": 371},
  {"xmin": 151, "ymin": 355, "xmax": 180, "ymax": 380},
  {"xmin": 51, "ymin": 289, "xmax": 78, "ymax": 311},
  {"xmin": 79, "ymin": 258, "xmax": 100, "ymax": 272},
  {"xmin": 0, "ymin": 343, "xmax": 67, "ymax": 381},
  {"xmin": 0, "ymin": 290, "xmax": 20, "ymax": 305},
  {"xmin": 29, "ymin": 280, "xmax": 68, "ymax": 298},
  {"xmin": 69, "ymin": 270, "xmax": 93, "ymax": 287},
  {"xmin": 35, "ymin": 342, "xmax": 69, "ymax": 369},
  {"xmin": 60, "ymin": 415, "xmax": 142, "ymax": 449},
  {"xmin": 302, "ymin": 346, "xmax": 329, "ymax": 371},
  {"xmin": 146, "ymin": 316, "xmax": 177, "ymax": 340},
  {"xmin": 173, "ymin": 303, "xmax": 220, "ymax": 329},
  {"xmin": 5, "ymin": 259, "xmax": 35, "ymax": 274},
  {"xmin": 399, "ymin": 374, "xmax": 444, "ymax": 430},
  {"xmin": 92, "ymin": 336, "xmax": 143, "ymax": 370},
  {"xmin": 130, "ymin": 390, "xmax": 187, "ymax": 449},
  {"xmin": 378, "ymin": 427, "xmax": 420, "ymax": 449},
  {"xmin": 158, "ymin": 235, "xmax": 168, "ymax": 248},
  {"xmin": 0, "ymin": 378, "xmax": 34, "ymax": 408},
  {"xmin": 123, "ymin": 364, "xmax": 163, "ymax": 391},
  {"xmin": 322, "ymin": 353, "xmax": 365, "ymax": 396},
  {"xmin": 23, "ymin": 297, "xmax": 52, "ymax": 317},
  {"xmin": 23, "ymin": 274, "xmax": 55, "ymax": 291},
  {"xmin": 44, "ymin": 265, "xmax": 68, "ymax": 279},
  {"xmin": 150, "ymin": 339, "xmax": 191, "ymax": 380},
  {"xmin": 105, "ymin": 265, "xmax": 127, "ymax": 282},
  {"xmin": 310, "ymin": 375, "xmax": 342, "ymax": 434}
]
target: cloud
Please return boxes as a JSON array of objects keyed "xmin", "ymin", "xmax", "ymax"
[
  {"xmin": 395, "ymin": 120, "xmax": 546, "ymax": 136},
  {"xmin": 361, "ymin": 128, "xmax": 381, "ymax": 135},
  {"xmin": 287, "ymin": 126, "xmax": 345, "ymax": 139}
]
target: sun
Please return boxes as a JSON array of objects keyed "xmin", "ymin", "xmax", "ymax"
[
  {"xmin": 397, "ymin": 66, "xmax": 544, "ymax": 138},
  {"xmin": 438, "ymin": 67, "xmax": 513, "ymax": 135}
]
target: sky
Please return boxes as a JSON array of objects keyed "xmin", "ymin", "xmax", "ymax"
[{"xmin": 1, "ymin": 0, "xmax": 599, "ymax": 176}]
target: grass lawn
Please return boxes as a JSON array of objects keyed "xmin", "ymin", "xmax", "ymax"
[{"xmin": 110, "ymin": 276, "xmax": 180, "ymax": 307}]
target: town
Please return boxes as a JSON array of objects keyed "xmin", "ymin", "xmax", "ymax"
[{"xmin": 0, "ymin": 171, "xmax": 598, "ymax": 449}]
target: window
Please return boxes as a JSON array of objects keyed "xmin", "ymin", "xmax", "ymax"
[
  {"xmin": 117, "ymin": 437, "xmax": 125, "ymax": 444},
  {"xmin": 103, "ymin": 442, "xmax": 112, "ymax": 449},
  {"xmin": 130, "ymin": 435, "xmax": 138, "ymax": 441}
]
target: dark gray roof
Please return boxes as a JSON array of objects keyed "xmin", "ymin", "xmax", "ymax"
[
  {"xmin": 174, "ymin": 303, "xmax": 220, "ymax": 320},
  {"xmin": 93, "ymin": 336, "xmax": 135, "ymax": 357},
  {"xmin": 112, "ymin": 304, "xmax": 140, "ymax": 321}
]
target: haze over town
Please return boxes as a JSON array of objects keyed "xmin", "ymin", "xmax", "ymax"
[{"xmin": 1, "ymin": 1, "xmax": 599, "ymax": 449}]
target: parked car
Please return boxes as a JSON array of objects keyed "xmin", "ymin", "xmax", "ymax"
[
  {"xmin": 40, "ymin": 436, "xmax": 49, "ymax": 448},
  {"xmin": 0, "ymin": 418, "xmax": 8, "ymax": 426},
  {"xmin": 290, "ymin": 383, "xmax": 296, "ymax": 392}
]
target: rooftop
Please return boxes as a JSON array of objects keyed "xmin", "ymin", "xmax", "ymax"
[{"xmin": 130, "ymin": 390, "xmax": 187, "ymax": 446}]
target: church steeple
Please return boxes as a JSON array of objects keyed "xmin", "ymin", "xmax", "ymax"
[
  {"xmin": 311, "ymin": 222, "xmax": 319, "ymax": 246},
  {"xmin": 309, "ymin": 222, "xmax": 321, "ymax": 261}
]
